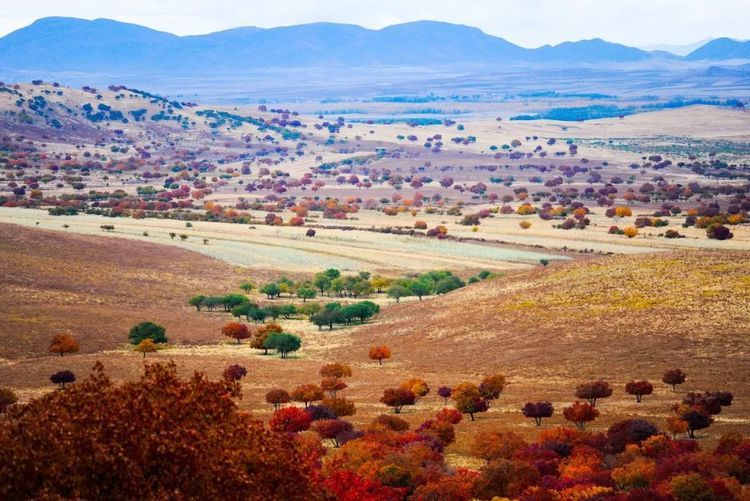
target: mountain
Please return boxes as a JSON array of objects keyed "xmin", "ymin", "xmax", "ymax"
[
  {"xmin": 0, "ymin": 17, "xmax": 659, "ymax": 75},
  {"xmin": 535, "ymin": 38, "xmax": 653, "ymax": 62},
  {"xmin": 686, "ymin": 37, "xmax": 750, "ymax": 60},
  {"xmin": 640, "ymin": 38, "xmax": 713, "ymax": 56},
  {"xmin": 0, "ymin": 17, "xmax": 179, "ymax": 72}
]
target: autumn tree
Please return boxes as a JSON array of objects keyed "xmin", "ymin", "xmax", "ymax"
[
  {"xmin": 625, "ymin": 380, "xmax": 654, "ymax": 403},
  {"xmin": 474, "ymin": 458, "xmax": 539, "ymax": 499},
  {"xmin": 0, "ymin": 362, "xmax": 323, "ymax": 499},
  {"xmin": 380, "ymin": 388, "xmax": 416, "ymax": 414},
  {"xmin": 321, "ymin": 377, "xmax": 347, "ymax": 397},
  {"xmin": 662, "ymin": 368, "xmax": 687, "ymax": 391},
  {"xmin": 269, "ymin": 407, "xmax": 312, "ymax": 433},
  {"xmin": 452, "ymin": 382, "xmax": 489, "ymax": 421},
  {"xmin": 50, "ymin": 370, "xmax": 76, "ymax": 389},
  {"xmin": 311, "ymin": 419, "xmax": 353, "ymax": 448},
  {"xmin": 321, "ymin": 397, "xmax": 356, "ymax": 418},
  {"xmin": 291, "ymin": 384, "xmax": 324, "ymax": 407},
  {"xmin": 134, "ymin": 338, "xmax": 158, "ymax": 358},
  {"xmin": 251, "ymin": 323, "xmax": 282, "ymax": 354},
  {"xmin": 48, "ymin": 333, "xmax": 80, "ymax": 357},
  {"xmin": 575, "ymin": 380, "xmax": 612, "ymax": 407},
  {"xmin": 222, "ymin": 364, "xmax": 247, "ymax": 381},
  {"xmin": 265, "ymin": 388, "xmax": 291, "ymax": 410},
  {"xmin": 369, "ymin": 414, "xmax": 410, "ymax": 432},
  {"xmin": 470, "ymin": 431, "xmax": 527, "ymax": 462},
  {"xmin": 437, "ymin": 386, "xmax": 452, "ymax": 405},
  {"xmin": 665, "ymin": 416, "xmax": 689, "ymax": 438},
  {"xmin": 479, "ymin": 374, "xmax": 506, "ymax": 401},
  {"xmin": 522, "ymin": 401, "xmax": 554, "ymax": 426},
  {"xmin": 222, "ymin": 321, "xmax": 251, "ymax": 344},
  {"xmin": 400, "ymin": 378, "xmax": 430, "ymax": 400},
  {"xmin": 128, "ymin": 321, "xmax": 167, "ymax": 345},
  {"xmin": 320, "ymin": 362, "xmax": 352, "ymax": 379},
  {"xmin": 368, "ymin": 345, "xmax": 392, "ymax": 365},
  {"xmin": 673, "ymin": 404, "xmax": 713, "ymax": 438},
  {"xmin": 563, "ymin": 401, "xmax": 599, "ymax": 430}
]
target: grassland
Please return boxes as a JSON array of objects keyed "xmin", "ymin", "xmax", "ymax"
[{"xmin": 1, "ymin": 223, "xmax": 748, "ymax": 458}]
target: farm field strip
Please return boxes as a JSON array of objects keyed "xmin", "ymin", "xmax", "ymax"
[{"xmin": 0, "ymin": 208, "xmax": 567, "ymax": 272}]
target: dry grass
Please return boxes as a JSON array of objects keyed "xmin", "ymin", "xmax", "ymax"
[{"xmin": 0, "ymin": 225, "xmax": 748, "ymax": 458}]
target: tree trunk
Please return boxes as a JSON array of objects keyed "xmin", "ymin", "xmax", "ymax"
[{"xmin": 378, "ymin": 359, "xmax": 382, "ymax": 366}]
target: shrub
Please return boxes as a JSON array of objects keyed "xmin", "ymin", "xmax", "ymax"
[{"xmin": 707, "ymin": 224, "xmax": 733, "ymax": 240}]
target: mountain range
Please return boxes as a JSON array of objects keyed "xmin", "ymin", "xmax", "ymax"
[{"xmin": 1, "ymin": 17, "xmax": 748, "ymax": 76}]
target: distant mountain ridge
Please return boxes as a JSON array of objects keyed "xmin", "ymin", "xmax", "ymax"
[{"xmin": 0, "ymin": 17, "xmax": 746, "ymax": 78}]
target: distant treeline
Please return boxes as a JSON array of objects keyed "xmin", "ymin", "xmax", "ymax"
[
  {"xmin": 349, "ymin": 118, "xmax": 444, "ymax": 125},
  {"xmin": 510, "ymin": 99, "xmax": 744, "ymax": 122}
]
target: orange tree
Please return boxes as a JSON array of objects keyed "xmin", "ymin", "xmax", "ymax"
[
  {"xmin": 49, "ymin": 333, "xmax": 80, "ymax": 356},
  {"xmin": 369, "ymin": 345, "xmax": 392, "ymax": 365}
]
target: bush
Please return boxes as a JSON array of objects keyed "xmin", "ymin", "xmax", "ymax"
[{"xmin": 707, "ymin": 224, "xmax": 733, "ymax": 240}]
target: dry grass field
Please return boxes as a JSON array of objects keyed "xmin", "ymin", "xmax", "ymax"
[{"xmin": 1, "ymin": 222, "xmax": 748, "ymax": 460}]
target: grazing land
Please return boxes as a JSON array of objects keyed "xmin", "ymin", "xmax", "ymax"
[{"xmin": 1, "ymin": 78, "xmax": 749, "ymax": 499}]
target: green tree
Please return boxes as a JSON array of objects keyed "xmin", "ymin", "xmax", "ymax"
[
  {"xmin": 239, "ymin": 282, "xmax": 254, "ymax": 294},
  {"xmin": 297, "ymin": 286, "xmax": 317, "ymax": 302},
  {"xmin": 188, "ymin": 295, "xmax": 205, "ymax": 311},
  {"xmin": 222, "ymin": 294, "xmax": 249, "ymax": 312},
  {"xmin": 128, "ymin": 322, "xmax": 167, "ymax": 345},
  {"xmin": 260, "ymin": 283, "xmax": 281, "ymax": 300},
  {"xmin": 409, "ymin": 281, "xmax": 431, "ymax": 300},
  {"xmin": 264, "ymin": 333, "xmax": 301, "ymax": 359},
  {"xmin": 387, "ymin": 284, "xmax": 408, "ymax": 303}
]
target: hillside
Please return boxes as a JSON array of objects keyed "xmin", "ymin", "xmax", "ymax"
[
  {"xmin": 343, "ymin": 250, "xmax": 750, "ymax": 380},
  {"xmin": 0, "ymin": 223, "xmax": 249, "ymax": 359},
  {"xmin": 0, "ymin": 224, "xmax": 747, "ymax": 445}
]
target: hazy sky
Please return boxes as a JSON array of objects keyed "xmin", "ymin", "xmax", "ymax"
[{"xmin": 1, "ymin": 0, "xmax": 748, "ymax": 48}]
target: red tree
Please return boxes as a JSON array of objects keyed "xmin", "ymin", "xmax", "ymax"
[{"xmin": 222, "ymin": 322, "xmax": 251, "ymax": 344}]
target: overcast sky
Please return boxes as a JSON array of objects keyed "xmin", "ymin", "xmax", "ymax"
[{"xmin": 1, "ymin": 0, "xmax": 748, "ymax": 48}]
